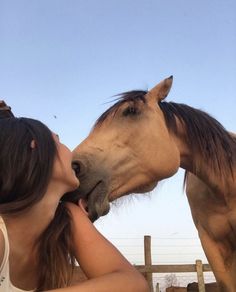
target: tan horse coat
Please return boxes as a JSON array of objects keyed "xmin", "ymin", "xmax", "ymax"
[{"xmin": 72, "ymin": 78, "xmax": 236, "ymax": 291}]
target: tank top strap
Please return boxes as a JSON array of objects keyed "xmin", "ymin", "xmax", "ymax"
[{"xmin": 0, "ymin": 216, "xmax": 10, "ymax": 272}]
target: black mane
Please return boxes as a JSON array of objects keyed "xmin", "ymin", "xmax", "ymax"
[{"xmin": 159, "ymin": 101, "xmax": 235, "ymax": 177}]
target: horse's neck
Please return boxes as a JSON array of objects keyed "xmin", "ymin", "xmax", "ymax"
[
  {"xmin": 179, "ymin": 131, "xmax": 236, "ymax": 197},
  {"xmin": 195, "ymin": 160, "xmax": 236, "ymax": 203}
]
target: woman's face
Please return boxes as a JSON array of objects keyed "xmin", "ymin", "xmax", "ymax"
[{"xmin": 51, "ymin": 133, "xmax": 80, "ymax": 192}]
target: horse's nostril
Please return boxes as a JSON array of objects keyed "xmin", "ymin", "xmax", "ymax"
[{"xmin": 72, "ymin": 161, "xmax": 81, "ymax": 176}]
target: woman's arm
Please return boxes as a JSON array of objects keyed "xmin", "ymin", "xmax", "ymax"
[
  {"xmin": 46, "ymin": 271, "xmax": 149, "ymax": 292},
  {"xmin": 67, "ymin": 202, "xmax": 143, "ymax": 278},
  {"xmin": 44, "ymin": 202, "xmax": 148, "ymax": 292}
]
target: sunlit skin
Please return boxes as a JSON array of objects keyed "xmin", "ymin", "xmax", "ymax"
[
  {"xmin": 73, "ymin": 77, "xmax": 236, "ymax": 291},
  {"xmin": 52, "ymin": 133, "xmax": 80, "ymax": 192}
]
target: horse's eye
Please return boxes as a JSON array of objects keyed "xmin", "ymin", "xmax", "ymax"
[{"xmin": 122, "ymin": 106, "xmax": 139, "ymax": 117}]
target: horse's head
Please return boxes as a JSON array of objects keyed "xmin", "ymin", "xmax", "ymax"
[{"xmin": 73, "ymin": 77, "xmax": 180, "ymax": 221}]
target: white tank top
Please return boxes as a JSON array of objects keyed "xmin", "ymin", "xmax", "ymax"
[{"xmin": 0, "ymin": 217, "xmax": 35, "ymax": 292}]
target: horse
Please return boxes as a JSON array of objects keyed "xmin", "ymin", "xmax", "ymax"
[{"xmin": 72, "ymin": 77, "xmax": 236, "ymax": 291}]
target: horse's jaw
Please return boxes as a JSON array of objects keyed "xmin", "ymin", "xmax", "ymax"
[
  {"xmin": 108, "ymin": 176, "xmax": 158, "ymax": 200},
  {"xmin": 133, "ymin": 181, "xmax": 158, "ymax": 193},
  {"xmin": 85, "ymin": 180, "xmax": 158, "ymax": 222}
]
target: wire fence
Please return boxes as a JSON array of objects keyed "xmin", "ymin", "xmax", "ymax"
[{"xmin": 106, "ymin": 235, "xmax": 216, "ymax": 291}]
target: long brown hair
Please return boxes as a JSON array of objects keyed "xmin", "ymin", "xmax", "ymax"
[
  {"xmin": 36, "ymin": 202, "xmax": 76, "ymax": 291},
  {"xmin": 0, "ymin": 117, "xmax": 77, "ymax": 290}
]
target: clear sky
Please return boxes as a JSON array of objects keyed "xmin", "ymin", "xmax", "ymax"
[{"xmin": 1, "ymin": 0, "xmax": 236, "ymax": 283}]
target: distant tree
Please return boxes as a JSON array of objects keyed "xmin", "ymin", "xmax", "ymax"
[{"xmin": 164, "ymin": 273, "xmax": 179, "ymax": 288}]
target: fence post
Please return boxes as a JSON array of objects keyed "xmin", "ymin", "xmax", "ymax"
[
  {"xmin": 196, "ymin": 259, "xmax": 205, "ymax": 292},
  {"xmin": 144, "ymin": 235, "xmax": 154, "ymax": 292}
]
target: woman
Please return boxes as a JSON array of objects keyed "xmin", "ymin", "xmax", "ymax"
[{"xmin": 0, "ymin": 117, "xmax": 149, "ymax": 292}]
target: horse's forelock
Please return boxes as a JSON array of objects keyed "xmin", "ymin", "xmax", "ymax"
[{"xmin": 94, "ymin": 90, "xmax": 147, "ymax": 128}]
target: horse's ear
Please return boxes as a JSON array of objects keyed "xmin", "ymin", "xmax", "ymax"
[{"xmin": 147, "ymin": 76, "xmax": 173, "ymax": 103}]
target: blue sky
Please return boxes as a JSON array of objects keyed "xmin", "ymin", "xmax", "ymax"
[{"xmin": 1, "ymin": 0, "xmax": 235, "ymax": 271}]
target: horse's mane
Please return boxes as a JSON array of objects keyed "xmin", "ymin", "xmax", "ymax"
[
  {"xmin": 94, "ymin": 90, "xmax": 236, "ymax": 178},
  {"xmin": 159, "ymin": 101, "xmax": 235, "ymax": 177}
]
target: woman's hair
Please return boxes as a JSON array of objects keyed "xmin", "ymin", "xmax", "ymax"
[
  {"xmin": 0, "ymin": 117, "xmax": 56, "ymax": 213},
  {"xmin": 0, "ymin": 117, "xmax": 77, "ymax": 290}
]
